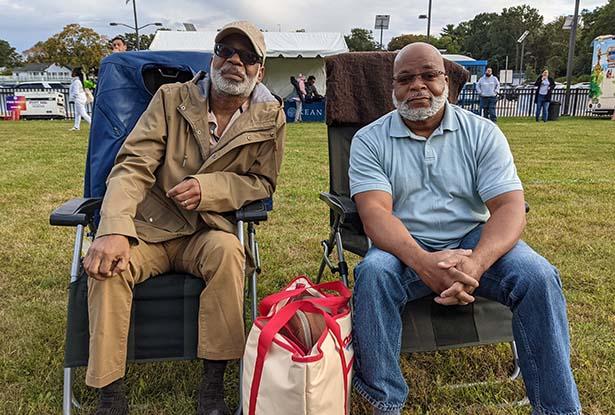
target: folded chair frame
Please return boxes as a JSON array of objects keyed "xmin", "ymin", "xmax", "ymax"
[{"xmin": 50, "ymin": 197, "xmax": 268, "ymax": 415}]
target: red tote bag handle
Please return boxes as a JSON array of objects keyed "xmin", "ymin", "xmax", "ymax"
[{"xmin": 258, "ymin": 277, "xmax": 352, "ymax": 316}]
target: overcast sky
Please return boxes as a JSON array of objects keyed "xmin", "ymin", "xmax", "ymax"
[{"xmin": 0, "ymin": 0, "xmax": 607, "ymax": 53}]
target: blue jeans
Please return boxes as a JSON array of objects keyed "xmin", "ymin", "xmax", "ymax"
[
  {"xmin": 479, "ymin": 96, "xmax": 497, "ymax": 122},
  {"xmin": 352, "ymin": 225, "xmax": 581, "ymax": 415},
  {"xmin": 536, "ymin": 94, "xmax": 550, "ymax": 122}
]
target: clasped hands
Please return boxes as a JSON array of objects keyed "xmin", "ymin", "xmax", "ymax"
[{"xmin": 414, "ymin": 249, "xmax": 484, "ymax": 306}]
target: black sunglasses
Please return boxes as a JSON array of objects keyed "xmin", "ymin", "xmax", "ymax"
[{"xmin": 214, "ymin": 43, "xmax": 262, "ymax": 66}]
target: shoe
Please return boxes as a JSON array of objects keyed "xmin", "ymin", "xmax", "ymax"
[
  {"xmin": 197, "ymin": 360, "xmax": 230, "ymax": 415},
  {"xmin": 92, "ymin": 379, "xmax": 129, "ymax": 415},
  {"xmin": 69, "ymin": 127, "xmax": 80, "ymax": 131}
]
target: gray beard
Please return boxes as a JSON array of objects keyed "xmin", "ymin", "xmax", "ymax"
[
  {"xmin": 210, "ymin": 63, "xmax": 258, "ymax": 97},
  {"xmin": 392, "ymin": 84, "xmax": 448, "ymax": 121}
]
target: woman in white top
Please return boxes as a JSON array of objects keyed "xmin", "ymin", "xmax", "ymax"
[{"xmin": 68, "ymin": 67, "xmax": 91, "ymax": 131}]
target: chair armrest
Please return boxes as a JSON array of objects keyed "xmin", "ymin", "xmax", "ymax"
[
  {"xmin": 235, "ymin": 199, "xmax": 268, "ymax": 222},
  {"xmin": 49, "ymin": 198, "xmax": 102, "ymax": 227},
  {"xmin": 319, "ymin": 192, "xmax": 360, "ymax": 224}
]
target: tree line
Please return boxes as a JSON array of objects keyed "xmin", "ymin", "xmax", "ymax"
[
  {"xmin": 345, "ymin": 0, "xmax": 615, "ymax": 81},
  {"xmin": 0, "ymin": 24, "xmax": 159, "ymax": 75},
  {"xmin": 1, "ymin": 1, "xmax": 613, "ymax": 79}
]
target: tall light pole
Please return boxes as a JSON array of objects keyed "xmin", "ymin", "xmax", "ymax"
[
  {"xmin": 418, "ymin": 0, "xmax": 433, "ymax": 42},
  {"xmin": 374, "ymin": 15, "xmax": 390, "ymax": 50},
  {"xmin": 131, "ymin": 0, "xmax": 139, "ymax": 50},
  {"xmin": 564, "ymin": 0, "xmax": 581, "ymax": 115},
  {"xmin": 517, "ymin": 30, "xmax": 529, "ymax": 81},
  {"xmin": 109, "ymin": 21, "xmax": 163, "ymax": 50},
  {"xmin": 110, "ymin": 0, "xmax": 162, "ymax": 50}
]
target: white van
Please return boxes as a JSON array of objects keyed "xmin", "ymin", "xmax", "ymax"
[{"xmin": 18, "ymin": 91, "xmax": 66, "ymax": 120}]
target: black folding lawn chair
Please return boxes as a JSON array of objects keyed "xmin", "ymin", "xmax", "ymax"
[
  {"xmin": 50, "ymin": 51, "xmax": 269, "ymax": 415},
  {"xmin": 317, "ymin": 52, "xmax": 522, "ymax": 384}
]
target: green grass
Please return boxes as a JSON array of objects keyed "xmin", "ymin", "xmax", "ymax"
[{"xmin": 0, "ymin": 118, "xmax": 614, "ymax": 414}]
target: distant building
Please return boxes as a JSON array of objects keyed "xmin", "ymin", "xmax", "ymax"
[
  {"xmin": 5, "ymin": 63, "xmax": 72, "ymax": 83},
  {"xmin": 442, "ymin": 54, "xmax": 488, "ymax": 83}
]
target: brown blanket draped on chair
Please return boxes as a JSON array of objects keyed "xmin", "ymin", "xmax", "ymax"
[{"xmin": 325, "ymin": 51, "xmax": 469, "ymax": 126}]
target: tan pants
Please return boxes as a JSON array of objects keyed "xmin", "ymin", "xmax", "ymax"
[{"xmin": 86, "ymin": 229, "xmax": 245, "ymax": 388}]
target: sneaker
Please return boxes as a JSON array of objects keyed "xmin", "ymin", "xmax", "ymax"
[
  {"xmin": 92, "ymin": 379, "xmax": 129, "ymax": 415},
  {"xmin": 69, "ymin": 127, "xmax": 80, "ymax": 131},
  {"xmin": 197, "ymin": 360, "xmax": 230, "ymax": 415}
]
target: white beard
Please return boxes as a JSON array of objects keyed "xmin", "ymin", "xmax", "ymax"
[
  {"xmin": 210, "ymin": 63, "xmax": 258, "ymax": 97},
  {"xmin": 393, "ymin": 84, "xmax": 449, "ymax": 121}
]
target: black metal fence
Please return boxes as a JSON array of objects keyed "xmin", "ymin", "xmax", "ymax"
[
  {"xmin": 0, "ymin": 86, "xmax": 600, "ymax": 120},
  {"xmin": 457, "ymin": 86, "xmax": 597, "ymax": 118},
  {"xmin": 0, "ymin": 88, "xmax": 92, "ymax": 119}
]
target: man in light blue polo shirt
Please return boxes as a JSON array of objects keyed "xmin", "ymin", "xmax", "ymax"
[
  {"xmin": 349, "ymin": 43, "xmax": 581, "ymax": 415},
  {"xmin": 476, "ymin": 67, "xmax": 500, "ymax": 122}
]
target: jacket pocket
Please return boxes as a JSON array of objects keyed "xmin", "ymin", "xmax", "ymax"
[{"xmin": 137, "ymin": 191, "xmax": 185, "ymax": 233}]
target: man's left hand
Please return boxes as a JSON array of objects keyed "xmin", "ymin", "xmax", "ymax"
[{"xmin": 167, "ymin": 178, "xmax": 201, "ymax": 210}]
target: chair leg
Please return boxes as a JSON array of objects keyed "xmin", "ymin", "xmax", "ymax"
[
  {"xmin": 248, "ymin": 222, "xmax": 259, "ymax": 323},
  {"xmin": 334, "ymin": 228, "xmax": 349, "ymax": 287},
  {"xmin": 317, "ymin": 225, "xmax": 337, "ymax": 283},
  {"xmin": 235, "ymin": 360, "xmax": 244, "ymax": 415},
  {"xmin": 64, "ymin": 226, "xmax": 86, "ymax": 414},
  {"xmin": 509, "ymin": 341, "xmax": 521, "ymax": 381},
  {"xmin": 63, "ymin": 367, "xmax": 72, "ymax": 415},
  {"xmin": 440, "ymin": 341, "xmax": 528, "ymax": 407},
  {"xmin": 236, "ymin": 222, "xmax": 260, "ymax": 415},
  {"xmin": 317, "ymin": 215, "xmax": 350, "ymax": 286}
]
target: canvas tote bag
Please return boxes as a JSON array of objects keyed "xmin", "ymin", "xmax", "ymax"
[{"xmin": 242, "ymin": 276, "xmax": 353, "ymax": 415}]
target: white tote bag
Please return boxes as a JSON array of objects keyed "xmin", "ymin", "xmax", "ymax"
[{"xmin": 242, "ymin": 276, "xmax": 353, "ymax": 415}]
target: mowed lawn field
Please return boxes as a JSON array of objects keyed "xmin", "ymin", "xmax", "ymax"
[{"xmin": 0, "ymin": 117, "xmax": 614, "ymax": 414}]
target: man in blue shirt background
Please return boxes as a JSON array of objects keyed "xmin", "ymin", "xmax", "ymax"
[
  {"xmin": 349, "ymin": 42, "xmax": 581, "ymax": 415},
  {"xmin": 476, "ymin": 67, "xmax": 500, "ymax": 122}
]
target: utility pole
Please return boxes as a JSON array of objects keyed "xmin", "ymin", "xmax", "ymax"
[
  {"xmin": 516, "ymin": 30, "xmax": 529, "ymax": 83},
  {"xmin": 564, "ymin": 0, "xmax": 581, "ymax": 115},
  {"xmin": 131, "ymin": 0, "xmax": 140, "ymax": 50},
  {"xmin": 427, "ymin": 0, "xmax": 432, "ymax": 43},
  {"xmin": 520, "ymin": 40, "xmax": 525, "ymax": 76}
]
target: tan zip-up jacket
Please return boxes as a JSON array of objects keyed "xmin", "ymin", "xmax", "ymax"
[{"xmin": 97, "ymin": 73, "xmax": 286, "ymax": 243}]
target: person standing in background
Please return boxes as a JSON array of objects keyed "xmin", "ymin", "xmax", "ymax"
[
  {"xmin": 534, "ymin": 69, "xmax": 556, "ymax": 122},
  {"xmin": 68, "ymin": 67, "xmax": 91, "ymax": 131},
  {"xmin": 289, "ymin": 75, "xmax": 305, "ymax": 122},
  {"xmin": 476, "ymin": 68, "xmax": 500, "ymax": 122},
  {"xmin": 305, "ymin": 75, "xmax": 324, "ymax": 102}
]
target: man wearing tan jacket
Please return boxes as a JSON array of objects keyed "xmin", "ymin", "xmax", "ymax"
[{"xmin": 82, "ymin": 21, "xmax": 285, "ymax": 415}]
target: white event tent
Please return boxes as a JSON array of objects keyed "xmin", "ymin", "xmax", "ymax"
[{"xmin": 149, "ymin": 31, "xmax": 349, "ymax": 99}]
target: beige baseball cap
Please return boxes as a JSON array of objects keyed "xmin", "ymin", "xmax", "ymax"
[{"xmin": 215, "ymin": 21, "xmax": 266, "ymax": 63}]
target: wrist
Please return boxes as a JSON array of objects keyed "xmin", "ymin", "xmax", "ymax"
[
  {"xmin": 405, "ymin": 245, "xmax": 428, "ymax": 271},
  {"xmin": 469, "ymin": 252, "xmax": 489, "ymax": 276}
]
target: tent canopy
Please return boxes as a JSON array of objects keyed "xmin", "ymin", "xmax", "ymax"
[
  {"xmin": 149, "ymin": 31, "xmax": 348, "ymax": 58},
  {"xmin": 149, "ymin": 31, "xmax": 348, "ymax": 98}
]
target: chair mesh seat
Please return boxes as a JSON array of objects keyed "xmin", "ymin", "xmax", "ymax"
[{"xmin": 64, "ymin": 272, "xmax": 205, "ymax": 368}]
